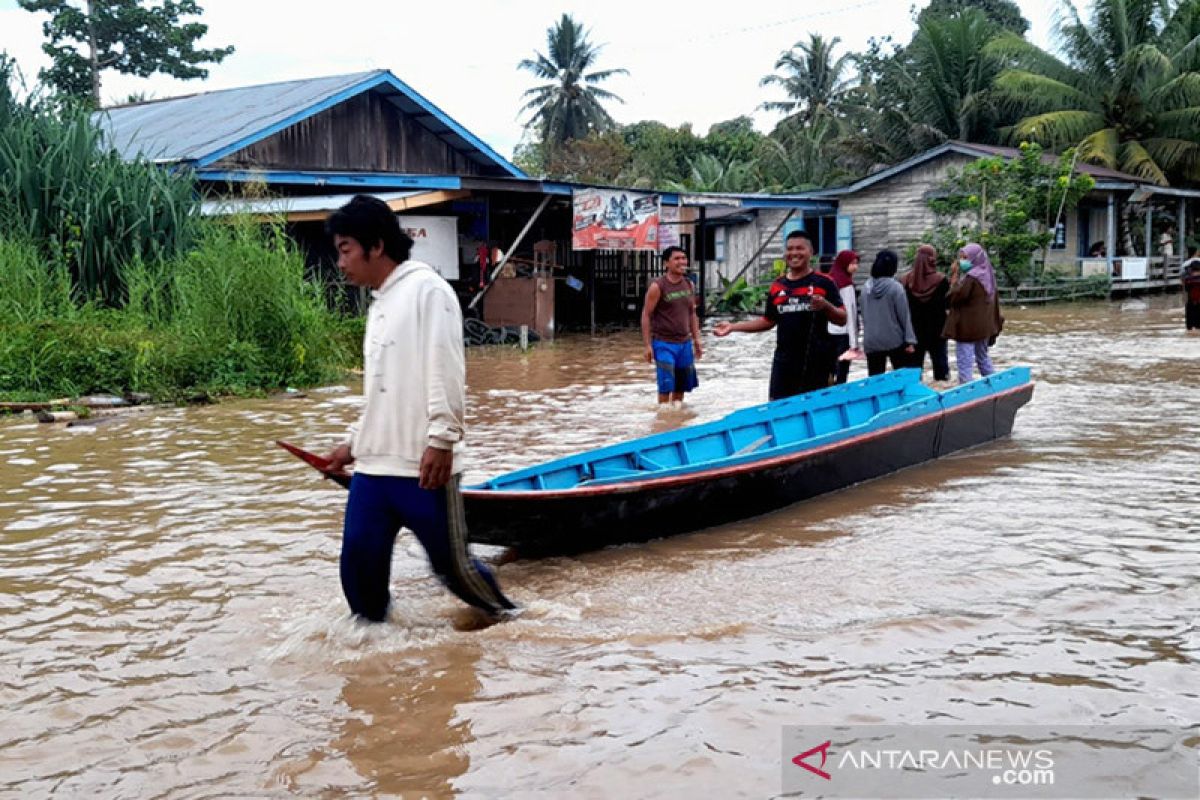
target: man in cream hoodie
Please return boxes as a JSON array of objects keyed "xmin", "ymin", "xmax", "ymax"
[{"xmin": 324, "ymin": 195, "xmax": 515, "ymax": 622}]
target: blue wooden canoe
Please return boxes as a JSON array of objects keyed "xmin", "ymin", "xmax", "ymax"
[{"xmin": 461, "ymin": 367, "xmax": 1033, "ymax": 553}]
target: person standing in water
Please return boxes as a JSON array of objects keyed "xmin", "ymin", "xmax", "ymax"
[
  {"xmin": 900, "ymin": 244, "xmax": 951, "ymax": 382},
  {"xmin": 825, "ymin": 249, "xmax": 860, "ymax": 384},
  {"xmin": 859, "ymin": 249, "xmax": 917, "ymax": 376},
  {"xmin": 713, "ymin": 229, "xmax": 846, "ymax": 399},
  {"xmin": 1182, "ymin": 248, "xmax": 1200, "ymax": 331},
  {"xmin": 943, "ymin": 242, "xmax": 1004, "ymax": 383},
  {"xmin": 324, "ymin": 195, "xmax": 516, "ymax": 623},
  {"xmin": 641, "ymin": 246, "xmax": 703, "ymax": 405}
]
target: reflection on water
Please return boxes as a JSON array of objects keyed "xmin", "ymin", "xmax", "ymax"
[{"xmin": 2, "ymin": 296, "xmax": 1197, "ymax": 796}]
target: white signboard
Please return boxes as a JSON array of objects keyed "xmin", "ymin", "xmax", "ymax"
[
  {"xmin": 659, "ymin": 205, "xmax": 681, "ymax": 250},
  {"xmin": 397, "ymin": 215, "xmax": 459, "ymax": 279},
  {"xmin": 1116, "ymin": 257, "xmax": 1148, "ymax": 280}
]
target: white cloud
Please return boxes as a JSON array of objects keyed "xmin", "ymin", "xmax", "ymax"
[{"xmin": 0, "ymin": 0, "xmax": 1070, "ymax": 159}]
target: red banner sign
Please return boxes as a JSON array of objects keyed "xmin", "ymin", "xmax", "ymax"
[{"xmin": 572, "ymin": 188, "xmax": 661, "ymax": 251}]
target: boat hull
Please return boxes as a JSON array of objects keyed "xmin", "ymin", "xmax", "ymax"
[{"xmin": 463, "ymin": 381, "xmax": 1033, "ymax": 554}]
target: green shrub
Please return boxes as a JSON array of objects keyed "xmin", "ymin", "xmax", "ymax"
[
  {"xmin": 0, "ymin": 58, "xmax": 355, "ymax": 401},
  {"xmin": 713, "ymin": 275, "xmax": 772, "ymax": 314},
  {"xmin": 0, "ymin": 312, "xmax": 143, "ymax": 397},
  {"xmin": 0, "ymin": 236, "xmax": 74, "ymax": 322},
  {"xmin": 162, "ymin": 218, "xmax": 349, "ymax": 387},
  {"xmin": 0, "ymin": 219, "xmax": 355, "ymax": 400}
]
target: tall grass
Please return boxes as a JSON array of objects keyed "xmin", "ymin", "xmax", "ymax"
[
  {"xmin": 0, "ymin": 56, "xmax": 197, "ymax": 304},
  {"xmin": 0, "ymin": 58, "xmax": 353, "ymax": 401},
  {"xmin": 0, "ymin": 236, "xmax": 74, "ymax": 323},
  {"xmin": 2, "ymin": 218, "xmax": 352, "ymax": 399},
  {"xmin": 127, "ymin": 217, "xmax": 349, "ymax": 391}
]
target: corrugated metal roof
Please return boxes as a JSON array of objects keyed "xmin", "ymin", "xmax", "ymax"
[
  {"xmin": 95, "ymin": 71, "xmax": 378, "ymax": 163},
  {"xmin": 93, "ymin": 69, "xmax": 524, "ymax": 177},
  {"xmin": 819, "ymin": 140, "xmax": 1156, "ymax": 197},
  {"xmin": 947, "ymin": 141, "xmax": 1145, "ymax": 182}
]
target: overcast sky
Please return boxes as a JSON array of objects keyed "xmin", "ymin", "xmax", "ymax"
[{"xmin": 0, "ymin": 0, "xmax": 1074, "ymax": 159}]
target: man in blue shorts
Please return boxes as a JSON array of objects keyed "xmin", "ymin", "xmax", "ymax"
[{"xmin": 641, "ymin": 246, "xmax": 703, "ymax": 405}]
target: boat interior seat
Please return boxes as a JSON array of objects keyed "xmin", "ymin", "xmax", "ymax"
[
  {"xmin": 588, "ymin": 464, "xmax": 643, "ymax": 481},
  {"xmin": 635, "ymin": 453, "xmax": 665, "ymax": 471}
]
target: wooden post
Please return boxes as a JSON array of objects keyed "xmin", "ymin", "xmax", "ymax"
[
  {"xmin": 1178, "ymin": 197, "xmax": 1187, "ymax": 260},
  {"xmin": 519, "ymin": 324, "xmax": 529, "ymax": 351},
  {"xmin": 588, "ymin": 251, "xmax": 596, "ymax": 335},
  {"xmin": 1106, "ymin": 192, "xmax": 1116, "ymax": 276},
  {"xmin": 980, "ymin": 183, "xmax": 987, "ymax": 233},
  {"xmin": 696, "ymin": 206, "xmax": 708, "ymax": 319},
  {"xmin": 1144, "ymin": 200, "xmax": 1153, "ymax": 258}
]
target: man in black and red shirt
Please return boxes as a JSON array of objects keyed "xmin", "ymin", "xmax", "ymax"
[{"xmin": 714, "ymin": 229, "xmax": 846, "ymax": 399}]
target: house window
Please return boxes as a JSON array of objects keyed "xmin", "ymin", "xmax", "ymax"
[
  {"xmin": 703, "ymin": 226, "xmax": 726, "ymax": 262},
  {"xmin": 1051, "ymin": 221, "xmax": 1067, "ymax": 250}
]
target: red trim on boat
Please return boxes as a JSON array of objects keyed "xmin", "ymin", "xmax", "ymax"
[{"xmin": 462, "ymin": 383, "xmax": 1032, "ymax": 501}]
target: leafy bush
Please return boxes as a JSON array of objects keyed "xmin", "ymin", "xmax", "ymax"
[
  {"xmin": 135, "ymin": 218, "xmax": 348, "ymax": 385},
  {"xmin": 713, "ymin": 275, "xmax": 772, "ymax": 314},
  {"xmin": 923, "ymin": 143, "xmax": 1094, "ymax": 286},
  {"xmin": 0, "ymin": 236, "xmax": 74, "ymax": 322},
  {"xmin": 0, "ymin": 219, "xmax": 353, "ymax": 400}
]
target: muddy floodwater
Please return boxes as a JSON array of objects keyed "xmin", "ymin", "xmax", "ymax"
[{"xmin": 2, "ymin": 296, "xmax": 1197, "ymax": 798}]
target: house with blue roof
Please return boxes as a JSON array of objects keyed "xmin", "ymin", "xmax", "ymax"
[
  {"xmin": 93, "ymin": 69, "xmax": 838, "ymax": 335},
  {"xmin": 95, "ymin": 68, "xmax": 525, "ymax": 183},
  {"xmin": 810, "ymin": 141, "xmax": 1199, "ymax": 294}
]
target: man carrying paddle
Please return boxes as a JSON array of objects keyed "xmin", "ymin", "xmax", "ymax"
[{"xmin": 324, "ymin": 195, "xmax": 516, "ymax": 622}]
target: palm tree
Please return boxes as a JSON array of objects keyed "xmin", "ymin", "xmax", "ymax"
[
  {"xmin": 905, "ymin": 10, "xmax": 1007, "ymax": 142},
  {"xmin": 518, "ymin": 14, "xmax": 627, "ymax": 152},
  {"xmin": 665, "ymin": 153, "xmax": 760, "ymax": 193},
  {"xmin": 991, "ymin": 0, "xmax": 1200, "ymax": 185},
  {"xmin": 759, "ymin": 34, "xmax": 854, "ymax": 123},
  {"xmin": 760, "ymin": 116, "xmax": 846, "ymax": 191},
  {"xmin": 836, "ymin": 9, "xmax": 1005, "ymax": 173}
]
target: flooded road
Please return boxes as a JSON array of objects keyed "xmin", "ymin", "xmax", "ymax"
[{"xmin": 2, "ymin": 296, "xmax": 1197, "ymax": 798}]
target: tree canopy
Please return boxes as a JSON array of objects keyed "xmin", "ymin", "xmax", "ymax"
[
  {"xmin": 917, "ymin": 0, "xmax": 1030, "ymax": 36},
  {"xmin": 993, "ymin": 0, "xmax": 1200, "ymax": 185},
  {"xmin": 517, "ymin": 4, "xmax": 1200, "ymax": 193},
  {"xmin": 759, "ymin": 34, "xmax": 854, "ymax": 124},
  {"xmin": 18, "ymin": 0, "xmax": 233, "ymax": 107}
]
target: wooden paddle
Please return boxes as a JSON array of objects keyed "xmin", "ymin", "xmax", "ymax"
[{"xmin": 276, "ymin": 440, "xmax": 352, "ymax": 489}]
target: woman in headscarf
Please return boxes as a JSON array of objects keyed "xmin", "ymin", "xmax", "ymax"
[
  {"xmin": 825, "ymin": 249, "xmax": 860, "ymax": 383},
  {"xmin": 942, "ymin": 242, "xmax": 1004, "ymax": 383},
  {"xmin": 900, "ymin": 244, "xmax": 950, "ymax": 382}
]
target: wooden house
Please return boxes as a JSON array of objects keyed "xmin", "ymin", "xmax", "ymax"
[{"xmin": 814, "ymin": 141, "xmax": 1200, "ymax": 292}]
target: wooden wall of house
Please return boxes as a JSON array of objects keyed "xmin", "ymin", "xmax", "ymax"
[
  {"xmin": 700, "ymin": 208, "xmax": 797, "ymax": 289},
  {"xmin": 837, "ymin": 156, "xmax": 977, "ymax": 262},
  {"xmin": 1042, "ymin": 204, "xmax": 1089, "ymax": 275},
  {"xmin": 839, "ymin": 154, "xmax": 1131, "ymax": 278},
  {"xmin": 708, "ymin": 216, "xmax": 758, "ymax": 287},
  {"xmin": 212, "ymin": 91, "xmax": 490, "ymax": 175}
]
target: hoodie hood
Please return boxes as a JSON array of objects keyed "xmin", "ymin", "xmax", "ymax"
[
  {"xmin": 867, "ymin": 276, "xmax": 897, "ymax": 299},
  {"xmin": 373, "ymin": 259, "xmax": 436, "ymax": 299}
]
